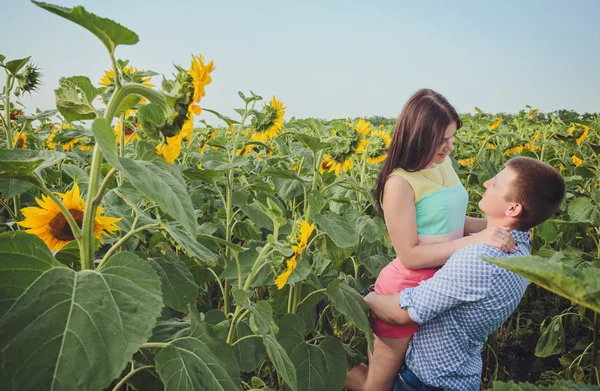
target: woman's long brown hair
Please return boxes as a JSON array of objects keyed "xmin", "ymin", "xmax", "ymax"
[{"xmin": 374, "ymin": 89, "xmax": 462, "ymax": 214}]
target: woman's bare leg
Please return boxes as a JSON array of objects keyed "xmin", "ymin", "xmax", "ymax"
[{"xmin": 345, "ymin": 335, "xmax": 410, "ymax": 391}]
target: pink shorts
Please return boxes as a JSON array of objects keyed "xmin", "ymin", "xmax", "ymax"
[{"xmin": 371, "ymin": 258, "xmax": 438, "ymax": 339}]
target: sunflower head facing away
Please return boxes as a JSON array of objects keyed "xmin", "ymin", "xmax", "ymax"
[
  {"xmin": 250, "ymin": 96, "xmax": 286, "ymax": 143},
  {"xmin": 18, "ymin": 184, "xmax": 121, "ymax": 251}
]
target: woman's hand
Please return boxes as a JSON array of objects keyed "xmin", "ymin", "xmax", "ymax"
[{"xmin": 470, "ymin": 226, "xmax": 516, "ymax": 253}]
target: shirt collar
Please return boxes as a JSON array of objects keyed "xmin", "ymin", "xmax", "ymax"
[{"xmin": 510, "ymin": 230, "xmax": 530, "ymax": 243}]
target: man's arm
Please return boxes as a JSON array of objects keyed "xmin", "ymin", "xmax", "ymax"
[
  {"xmin": 365, "ymin": 247, "xmax": 495, "ymax": 326},
  {"xmin": 364, "ymin": 292, "xmax": 414, "ymax": 326}
]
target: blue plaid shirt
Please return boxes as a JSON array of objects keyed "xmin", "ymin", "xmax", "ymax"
[{"xmin": 399, "ymin": 230, "xmax": 530, "ymax": 391}]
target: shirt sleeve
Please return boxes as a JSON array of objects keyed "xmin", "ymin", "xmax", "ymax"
[{"xmin": 399, "ymin": 245, "xmax": 495, "ymax": 324}]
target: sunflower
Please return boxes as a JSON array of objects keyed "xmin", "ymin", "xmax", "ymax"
[
  {"xmin": 487, "ymin": 142, "xmax": 497, "ymax": 150},
  {"xmin": 457, "ymin": 156, "xmax": 476, "ymax": 167},
  {"xmin": 237, "ymin": 145, "xmax": 255, "ymax": 156},
  {"xmin": 62, "ymin": 137, "xmax": 86, "ymax": 152},
  {"xmin": 251, "ymin": 96, "xmax": 286, "ymax": 142},
  {"xmin": 527, "ymin": 109, "xmax": 539, "ymax": 119},
  {"xmin": 504, "ymin": 142, "xmax": 539, "ymax": 155},
  {"xmin": 156, "ymin": 133, "xmax": 183, "ymax": 164},
  {"xmin": 320, "ymin": 153, "xmax": 353, "ymax": 176},
  {"xmin": 354, "ymin": 118, "xmax": 372, "ymax": 136},
  {"xmin": 79, "ymin": 144, "xmax": 94, "ymax": 152},
  {"xmin": 115, "ymin": 120, "xmax": 140, "ymax": 144},
  {"xmin": 576, "ymin": 125, "xmax": 590, "ymax": 145},
  {"xmin": 18, "ymin": 184, "xmax": 120, "ymax": 251},
  {"xmin": 365, "ymin": 129, "xmax": 392, "ymax": 165},
  {"xmin": 571, "ymin": 155, "xmax": 583, "ymax": 167},
  {"xmin": 12, "ymin": 132, "xmax": 28, "ymax": 149},
  {"xmin": 189, "ymin": 55, "xmax": 215, "ymax": 104},
  {"xmin": 46, "ymin": 128, "xmax": 58, "ymax": 150},
  {"xmin": 200, "ymin": 129, "xmax": 218, "ymax": 154},
  {"xmin": 274, "ymin": 220, "xmax": 315, "ymax": 289},
  {"xmin": 99, "ymin": 66, "xmax": 154, "ymax": 88},
  {"xmin": 8, "ymin": 110, "xmax": 24, "ymax": 122},
  {"xmin": 489, "ymin": 118, "xmax": 503, "ymax": 130}
]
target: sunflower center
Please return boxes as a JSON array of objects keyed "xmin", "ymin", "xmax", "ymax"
[
  {"xmin": 49, "ymin": 209, "xmax": 84, "ymax": 241},
  {"xmin": 124, "ymin": 125, "xmax": 135, "ymax": 135}
]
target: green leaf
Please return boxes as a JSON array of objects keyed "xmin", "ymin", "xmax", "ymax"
[
  {"xmin": 535, "ymin": 316, "xmax": 565, "ymax": 357},
  {"xmin": 360, "ymin": 254, "xmax": 390, "ymax": 278},
  {"xmin": 250, "ymin": 301, "xmax": 273, "ymax": 335},
  {"xmin": 32, "ymin": 2, "xmax": 139, "ymax": 55},
  {"xmin": 0, "ymin": 178, "xmax": 33, "ymax": 199},
  {"xmin": 294, "ymin": 133, "xmax": 333, "ymax": 153},
  {"xmin": 233, "ymin": 321, "xmax": 267, "ymax": 372},
  {"xmin": 0, "ymin": 243, "xmax": 163, "ymax": 391},
  {"xmin": 536, "ymin": 220, "xmax": 558, "ymax": 243},
  {"xmin": 0, "ymin": 54, "xmax": 5, "ymax": 63},
  {"xmin": 155, "ymin": 308, "xmax": 242, "ymax": 391},
  {"xmin": 0, "ymin": 148, "xmax": 65, "ymax": 182},
  {"xmin": 0, "ymin": 232, "xmax": 63, "ymax": 317},
  {"xmin": 203, "ymin": 108, "xmax": 240, "ymax": 126},
  {"xmin": 138, "ymin": 102, "xmax": 166, "ymax": 140},
  {"xmin": 240, "ymin": 204, "xmax": 274, "ymax": 230},
  {"xmin": 114, "ymin": 93, "xmax": 141, "ymax": 118},
  {"xmin": 53, "ymin": 239, "xmax": 82, "ymax": 266},
  {"xmin": 483, "ymin": 255, "xmax": 600, "ymax": 313},
  {"xmin": 274, "ymin": 178, "xmax": 304, "ymax": 200},
  {"xmin": 568, "ymin": 197, "xmax": 600, "ymax": 226},
  {"xmin": 277, "ymin": 314, "xmax": 346, "ymax": 391},
  {"xmin": 54, "ymin": 76, "xmax": 98, "ymax": 121},
  {"xmin": 261, "ymin": 167, "xmax": 304, "ymax": 181},
  {"xmin": 92, "ymin": 120, "xmax": 197, "ymax": 235},
  {"xmin": 355, "ymin": 216, "xmax": 385, "ymax": 243},
  {"xmin": 164, "ymin": 221, "xmax": 218, "ymax": 266},
  {"xmin": 3, "ymin": 56, "xmax": 30, "ymax": 76},
  {"xmin": 326, "ymin": 280, "xmax": 374, "ymax": 351},
  {"xmin": 314, "ymin": 213, "xmax": 358, "ymax": 248},
  {"xmin": 149, "ymin": 253, "xmax": 198, "ymax": 312},
  {"xmin": 307, "ymin": 190, "xmax": 326, "ymax": 218},
  {"xmin": 263, "ymin": 334, "xmax": 297, "ymax": 391}
]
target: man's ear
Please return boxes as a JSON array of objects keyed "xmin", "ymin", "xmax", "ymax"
[{"xmin": 505, "ymin": 203, "xmax": 523, "ymax": 217}]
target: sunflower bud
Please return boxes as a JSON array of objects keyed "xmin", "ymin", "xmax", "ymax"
[{"xmin": 14, "ymin": 63, "xmax": 42, "ymax": 96}]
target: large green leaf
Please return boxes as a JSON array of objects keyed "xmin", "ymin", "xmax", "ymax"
[
  {"xmin": 149, "ymin": 253, "xmax": 198, "ymax": 312},
  {"xmin": 232, "ymin": 321, "xmax": 267, "ymax": 372},
  {"xmin": 484, "ymin": 255, "xmax": 600, "ymax": 313},
  {"xmin": 54, "ymin": 76, "xmax": 99, "ymax": 121},
  {"xmin": 277, "ymin": 314, "xmax": 347, "ymax": 391},
  {"xmin": 0, "ymin": 178, "xmax": 33, "ymax": 199},
  {"xmin": 0, "ymin": 232, "xmax": 63, "ymax": 317},
  {"xmin": 355, "ymin": 215, "xmax": 385, "ymax": 243},
  {"xmin": 0, "ymin": 148, "xmax": 65, "ymax": 183},
  {"xmin": 326, "ymin": 279, "xmax": 374, "ymax": 350},
  {"xmin": 568, "ymin": 197, "xmax": 600, "ymax": 226},
  {"xmin": 250, "ymin": 300, "xmax": 273, "ymax": 335},
  {"xmin": 0, "ymin": 239, "xmax": 163, "ymax": 391},
  {"xmin": 263, "ymin": 334, "xmax": 297, "ymax": 391},
  {"xmin": 486, "ymin": 380, "xmax": 600, "ymax": 390},
  {"xmin": 535, "ymin": 315, "xmax": 565, "ymax": 357},
  {"xmin": 3, "ymin": 56, "xmax": 30, "ymax": 76},
  {"xmin": 91, "ymin": 118, "xmax": 197, "ymax": 235},
  {"xmin": 32, "ymin": 2, "xmax": 139, "ymax": 55},
  {"xmin": 313, "ymin": 213, "xmax": 358, "ymax": 248},
  {"xmin": 155, "ymin": 308, "xmax": 242, "ymax": 391},
  {"xmin": 164, "ymin": 221, "xmax": 218, "ymax": 266}
]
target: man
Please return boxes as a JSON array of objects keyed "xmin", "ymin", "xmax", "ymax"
[{"xmin": 361, "ymin": 157, "xmax": 565, "ymax": 391}]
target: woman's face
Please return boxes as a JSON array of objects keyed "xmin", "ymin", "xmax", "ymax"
[{"xmin": 430, "ymin": 121, "xmax": 457, "ymax": 165}]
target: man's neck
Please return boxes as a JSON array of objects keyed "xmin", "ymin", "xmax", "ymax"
[{"xmin": 486, "ymin": 216, "xmax": 516, "ymax": 231}]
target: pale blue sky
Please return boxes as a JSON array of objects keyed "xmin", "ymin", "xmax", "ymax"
[{"xmin": 2, "ymin": 0, "xmax": 599, "ymax": 123}]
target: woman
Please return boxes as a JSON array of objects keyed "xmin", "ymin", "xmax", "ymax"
[{"xmin": 345, "ymin": 89, "xmax": 516, "ymax": 391}]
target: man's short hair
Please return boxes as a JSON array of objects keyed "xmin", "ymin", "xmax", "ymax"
[{"xmin": 505, "ymin": 157, "xmax": 565, "ymax": 231}]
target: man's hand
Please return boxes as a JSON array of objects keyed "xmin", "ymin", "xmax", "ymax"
[{"xmin": 364, "ymin": 292, "xmax": 415, "ymax": 326}]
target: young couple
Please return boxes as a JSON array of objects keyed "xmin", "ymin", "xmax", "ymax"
[{"xmin": 345, "ymin": 89, "xmax": 565, "ymax": 391}]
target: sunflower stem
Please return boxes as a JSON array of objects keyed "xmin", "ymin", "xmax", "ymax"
[
  {"xmin": 111, "ymin": 365, "xmax": 155, "ymax": 391},
  {"xmin": 93, "ymin": 168, "xmax": 117, "ymax": 207},
  {"xmin": 3, "ymin": 72, "xmax": 14, "ymax": 149},
  {"xmin": 97, "ymin": 223, "xmax": 160, "ymax": 270},
  {"xmin": 38, "ymin": 182, "xmax": 83, "ymax": 241},
  {"xmin": 0, "ymin": 197, "xmax": 17, "ymax": 221}
]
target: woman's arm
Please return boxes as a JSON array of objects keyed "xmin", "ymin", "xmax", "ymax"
[
  {"xmin": 383, "ymin": 175, "xmax": 479, "ymax": 269},
  {"xmin": 464, "ymin": 216, "xmax": 487, "ymax": 236}
]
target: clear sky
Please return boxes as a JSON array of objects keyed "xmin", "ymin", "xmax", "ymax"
[{"xmin": 2, "ymin": 0, "xmax": 599, "ymax": 123}]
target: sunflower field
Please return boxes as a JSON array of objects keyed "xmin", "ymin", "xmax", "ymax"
[{"xmin": 1, "ymin": 3, "xmax": 599, "ymax": 391}]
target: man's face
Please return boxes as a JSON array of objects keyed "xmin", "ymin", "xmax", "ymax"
[{"xmin": 478, "ymin": 166, "xmax": 519, "ymax": 217}]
